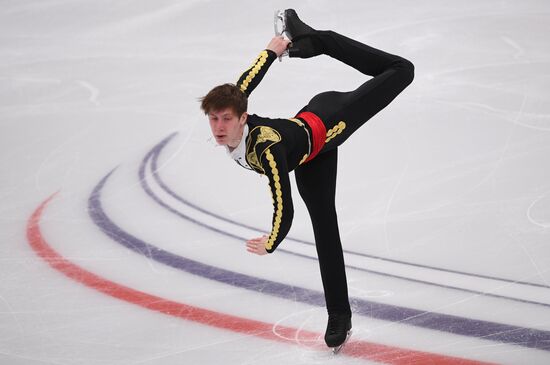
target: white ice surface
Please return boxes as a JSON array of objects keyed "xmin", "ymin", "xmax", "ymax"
[{"xmin": 1, "ymin": 1, "xmax": 550, "ymax": 364}]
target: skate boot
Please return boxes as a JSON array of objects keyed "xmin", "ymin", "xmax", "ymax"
[
  {"xmin": 325, "ymin": 312, "xmax": 352, "ymax": 354},
  {"xmin": 277, "ymin": 9, "xmax": 322, "ymax": 58},
  {"xmin": 283, "ymin": 9, "xmax": 316, "ymax": 40}
]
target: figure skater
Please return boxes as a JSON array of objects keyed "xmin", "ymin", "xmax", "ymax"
[{"xmin": 200, "ymin": 9, "xmax": 414, "ymax": 351}]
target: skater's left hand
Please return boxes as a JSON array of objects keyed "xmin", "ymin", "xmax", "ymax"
[
  {"xmin": 266, "ymin": 36, "xmax": 291, "ymax": 57},
  {"xmin": 246, "ymin": 235, "xmax": 269, "ymax": 256}
]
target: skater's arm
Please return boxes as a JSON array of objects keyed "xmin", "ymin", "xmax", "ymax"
[
  {"xmin": 247, "ymin": 146, "xmax": 294, "ymax": 255},
  {"xmin": 236, "ymin": 36, "xmax": 290, "ymax": 97},
  {"xmin": 263, "ymin": 147, "xmax": 294, "ymax": 253}
]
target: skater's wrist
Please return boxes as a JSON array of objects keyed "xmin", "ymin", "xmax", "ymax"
[
  {"xmin": 265, "ymin": 49, "xmax": 277, "ymax": 58},
  {"xmin": 262, "ymin": 49, "xmax": 278, "ymax": 65}
]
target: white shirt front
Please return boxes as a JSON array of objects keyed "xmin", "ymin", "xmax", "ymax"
[{"xmin": 225, "ymin": 124, "xmax": 251, "ymax": 170}]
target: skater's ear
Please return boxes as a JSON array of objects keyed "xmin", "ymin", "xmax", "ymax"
[{"xmin": 238, "ymin": 111, "xmax": 248, "ymax": 125}]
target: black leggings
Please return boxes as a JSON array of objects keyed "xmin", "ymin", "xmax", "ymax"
[{"xmin": 294, "ymin": 30, "xmax": 414, "ymax": 315}]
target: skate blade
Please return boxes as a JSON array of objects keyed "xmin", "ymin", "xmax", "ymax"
[
  {"xmin": 274, "ymin": 9, "xmax": 286, "ymax": 36},
  {"xmin": 273, "ymin": 10, "xmax": 288, "ymax": 62},
  {"xmin": 330, "ymin": 330, "xmax": 352, "ymax": 355}
]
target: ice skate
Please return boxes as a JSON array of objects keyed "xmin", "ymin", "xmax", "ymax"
[
  {"xmin": 331, "ymin": 330, "xmax": 352, "ymax": 354},
  {"xmin": 325, "ymin": 313, "xmax": 352, "ymax": 354},
  {"xmin": 281, "ymin": 9, "xmax": 321, "ymax": 58},
  {"xmin": 282, "ymin": 9, "xmax": 316, "ymax": 41}
]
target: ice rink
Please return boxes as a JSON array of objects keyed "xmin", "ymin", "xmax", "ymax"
[{"xmin": 2, "ymin": 0, "xmax": 550, "ymax": 364}]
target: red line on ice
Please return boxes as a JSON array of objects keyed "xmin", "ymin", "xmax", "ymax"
[{"xmin": 26, "ymin": 194, "xmax": 497, "ymax": 365}]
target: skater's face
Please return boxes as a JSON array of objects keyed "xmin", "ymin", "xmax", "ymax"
[{"xmin": 208, "ymin": 108, "xmax": 247, "ymax": 148}]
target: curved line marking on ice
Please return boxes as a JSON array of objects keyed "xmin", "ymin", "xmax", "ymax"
[
  {"xmin": 26, "ymin": 194, "xmax": 496, "ymax": 365},
  {"xmin": 150, "ymin": 132, "xmax": 550, "ymax": 291},
  {"xmin": 90, "ymin": 166, "xmax": 550, "ymax": 352},
  {"xmin": 141, "ymin": 133, "xmax": 550, "ymax": 310}
]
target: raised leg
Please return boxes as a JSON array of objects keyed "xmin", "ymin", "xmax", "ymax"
[{"xmin": 287, "ymin": 10, "xmax": 414, "ymax": 148}]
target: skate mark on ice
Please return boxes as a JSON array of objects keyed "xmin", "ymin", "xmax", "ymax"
[
  {"xmin": 527, "ymin": 191, "xmax": 550, "ymax": 229},
  {"xmin": 76, "ymin": 80, "xmax": 100, "ymax": 106}
]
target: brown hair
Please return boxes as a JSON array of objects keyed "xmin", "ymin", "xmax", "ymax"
[{"xmin": 200, "ymin": 83, "xmax": 248, "ymax": 116}]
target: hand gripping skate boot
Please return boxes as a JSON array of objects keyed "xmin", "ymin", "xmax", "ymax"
[
  {"xmin": 325, "ymin": 312, "xmax": 352, "ymax": 354},
  {"xmin": 275, "ymin": 9, "xmax": 321, "ymax": 58}
]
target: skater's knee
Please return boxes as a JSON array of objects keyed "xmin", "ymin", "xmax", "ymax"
[
  {"xmin": 403, "ymin": 58, "xmax": 415, "ymax": 84},
  {"xmin": 394, "ymin": 58, "xmax": 415, "ymax": 86}
]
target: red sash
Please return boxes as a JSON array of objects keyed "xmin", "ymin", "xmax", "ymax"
[{"xmin": 296, "ymin": 111, "xmax": 326, "ymax": 163}]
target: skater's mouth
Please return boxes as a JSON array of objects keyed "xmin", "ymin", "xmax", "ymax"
[{"xmin": 214, "ymin": 134, "xmax": 227, "ymax": 143}]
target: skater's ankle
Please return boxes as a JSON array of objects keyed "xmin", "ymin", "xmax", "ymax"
[{"xmin": 328, "ymin": 309, "xmax": 352, "ymax": 317}]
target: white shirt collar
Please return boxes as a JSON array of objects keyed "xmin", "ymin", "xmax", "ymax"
[{"xmin": 225, "ymin": 124, "xmax": 251, "ymax": 169}]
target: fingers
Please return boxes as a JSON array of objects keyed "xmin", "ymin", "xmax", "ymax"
[
  {"xmin": 245, "ymin": 239, "xmax": 261, "ymax": 251},
  {"xmin": 246, "ymin": 239, "xmax": 264, "ymax": 249},
  {"xmin": 245, "ymin": 240, "xmax": 258, "ymax": 250},
  {"xmin": 246, "ymin": 237, "xmax": 263, "ymax": 244},
  {"xmin": 268, "ymin": 36, "xmax": 291, "ymax": 56},
  {"xmin": 246, "ymin": 243, "xmax": 263, "ymax": 255},
  {"xmin": 245, "ymin": 236, "xmax": 268, "ymax": 255},
  {"xmin": 277, "ymin": 35, "xmax": 291, "ymax": 46}
]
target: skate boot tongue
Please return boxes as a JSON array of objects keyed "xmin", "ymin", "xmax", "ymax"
[{"xmin": 324, "ymin": 313, "xmax": 352, "ymax": 348}]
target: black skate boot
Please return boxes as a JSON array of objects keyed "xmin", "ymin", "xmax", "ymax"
[
  {"xmin": 283, "ymin": 9, "xmax": 322, "ymax": 58},
  {"xmin": 283, "ymin": 9, "xmax": 315, "ymax": 40},
  {"xmin": 325, "ymin": 312, "xmax": 352, "ymax": 354}
]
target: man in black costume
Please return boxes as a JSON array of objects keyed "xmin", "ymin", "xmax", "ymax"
[{"xmin": 200, "ymin": 9, "xmax": 414, "ymax": 350}]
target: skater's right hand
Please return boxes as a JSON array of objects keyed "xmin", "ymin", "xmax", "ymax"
[
  {"xmin": 246, "ymin": 235, "xmax": 269, "ymax": 256},
  {"xmin": 266, "ymin": 36, "xmax": 291, "ymax": 57}
]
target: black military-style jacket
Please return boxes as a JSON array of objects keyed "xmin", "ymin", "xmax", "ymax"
[{"xmin": 233, "ymin": 50, "xmax": 313, "ymax": 253}]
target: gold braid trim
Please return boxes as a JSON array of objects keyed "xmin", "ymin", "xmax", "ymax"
[
  {"xmin": 288, "ymin": 118, "xmax": 305, "ymax": 127},
  {"xmin": 325, "ymin": 121, "xmax": 346, "ymax": 143},
  {"xmin": 239, "ymin": 50, "xmax": 269, "ymax": 93},
  {"xmin": 288, "ymin": 118, "xmax": 310, "ymax": 164},
  {"xmin": 246, "ymin": 126, "xmax": 281, "ymax": 173},
  {"xmin": 264, "ymin": 148, "xmax": 283, "ymax": 251}
]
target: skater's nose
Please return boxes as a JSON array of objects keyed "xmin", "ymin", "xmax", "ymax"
[{"xmin": 210, "ymin": 119, "xmax": 222, "ymax": 130}]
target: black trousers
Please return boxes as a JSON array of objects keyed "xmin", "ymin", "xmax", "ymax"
[{"xmin": 294, "ymin": 30, "xmax": 414, "ymax": 316}]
